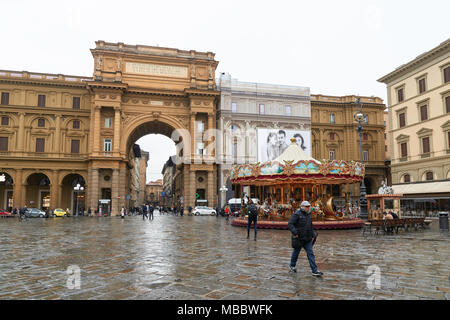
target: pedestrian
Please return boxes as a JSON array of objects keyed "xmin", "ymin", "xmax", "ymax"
[
  {"xmin": 225, "ymin": 205, "xmax": 230, "ymax": 221},
  {"xmin": 288, "ymin": 201, "xmax": 323, "ymax": 276},
  {"xmin": 66, "ymin": 208, "xmax": 71, "ymax": 217},
  {"xmin": 247, "ymin": 200, "xmax": 258, "ymax": 240},
  {"xmin": 188, "ymin": 206, "xmax": 193, "ymax": 215},
  {"xmin": 13, "ymin": 207, "xmax": 18, "ymax": 216},
  {"xmin": 142, "ymin": 204, "xmax": 148, "ymax": 220},
  {"xmin": 149, "ymin": 204, "xmax": 154, "ymax": 220},
  {"xmin": 88, "ymin": 207, "xmax": 92, "ymax": 217},
  {"xmin": 121, "ymin": 206, "xmax": 125, "ymax": 219}
]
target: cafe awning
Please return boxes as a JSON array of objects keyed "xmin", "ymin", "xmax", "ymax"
[{"xmin": 392, "ymin": 181, "xmax": 450, "ymax": 195}]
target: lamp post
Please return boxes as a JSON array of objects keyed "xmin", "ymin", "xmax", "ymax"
[
  {"xmin": 219, "ymin": 185, "xmax": 228, "ymax": 208},
  {"xmin": 74, "ymin": 183, "xmax": 84, "ymax": 216},
  {"xmin": 354, "ymin": 98, "xmax": 368, "ymax": 219}
]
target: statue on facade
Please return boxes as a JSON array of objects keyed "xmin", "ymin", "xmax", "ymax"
[{"xmin": 377, "ymin": 178, "xmax": 393, "ymax": 195}]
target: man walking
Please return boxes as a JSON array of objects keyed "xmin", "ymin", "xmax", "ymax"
[
  {"xmin": 142, "ymin": 203, "xmax": 148, "ymax": 220},
  {"xmin": 247, "ymin": 200, "xmax": 258, "ymax": 241},
  {"xmin": 288, "ymin": 201, "xmax": 323, "ymax": 276},
  {"xmin": 149, "ymin": 204, "xmax": 154, "ymax": 221}
]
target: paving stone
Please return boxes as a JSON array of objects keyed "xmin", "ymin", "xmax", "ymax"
[{"xmin": 0, "ymin": 216, "xmax": 448, "ymax": 300}]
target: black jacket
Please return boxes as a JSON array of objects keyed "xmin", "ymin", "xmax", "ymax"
[
  {"xmin": 248, "ymin": 204, "xmax": 258, "ymax": 219},
  {"xmin": 288, "ymin": 208, "xmax": 316, "ymax": 243}
]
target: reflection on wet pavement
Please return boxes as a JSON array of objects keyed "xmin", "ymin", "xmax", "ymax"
[{"xmin": 0, "ymin": 216, "xmax": 448, "ymax": 300}]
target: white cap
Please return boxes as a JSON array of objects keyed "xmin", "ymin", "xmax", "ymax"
[{"xmin": 301, "ymin": 201, "xmax": 311, "ymax": 207}]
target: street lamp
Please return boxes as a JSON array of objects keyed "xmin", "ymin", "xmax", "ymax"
[
  {"xmin": 74, "ymin": 183, "xmax": 84, "ymax": 216},
  {"xmin": 219, "ymin": 185, "xmax": 228, "ymax": 208},
  {"xmin": 354, "ymin": 98, "xmax": 368, "ymax": 219}
]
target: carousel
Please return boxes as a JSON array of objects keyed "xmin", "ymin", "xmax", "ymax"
[{"xmin": 230, "ymin": 138, "xmax": 366, "ymax": 230}]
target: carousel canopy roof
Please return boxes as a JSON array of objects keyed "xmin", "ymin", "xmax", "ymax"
[
  {"xmin": 231, "ymin": 138, "xmax": 364, "ymax": 185},
  {"xmin": 274, "ymin": 139, "xmax": 321, "ymax": 164}
]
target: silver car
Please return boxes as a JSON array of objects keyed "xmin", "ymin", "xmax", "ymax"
[
  {"xmin": 192, "ymin": 206, "xmax": 216, "ymax": 216},
  {"xmin": 25, "ymin": 208, "xmax": 46, "ymax": 218}
]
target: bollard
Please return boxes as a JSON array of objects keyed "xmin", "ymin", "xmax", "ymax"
[{"xmin": 438, "ymin": 212, "xmax": 449, "ymax": 231}]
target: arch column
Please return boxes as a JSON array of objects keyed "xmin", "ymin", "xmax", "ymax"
[
  {"xmin": 13, "ymin": 169, "xmax": 23, "ymax": 208},
  {"xmin": 50, "ymin": 170, "xmax": 60, "ymax": 209},
  {"xmin": 111, "ymin": 168, "xmax": 119, "ymax": 215},
  {"xmin": 113, "ymin": 107, "xmax": 121, "ymax": 156},
  {"xmin": 88, "ymin": 168, "xmax": 99, "ymax": 211}
]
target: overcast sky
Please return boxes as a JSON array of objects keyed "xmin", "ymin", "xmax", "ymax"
[{"xmin": 1, "ymin": 0, "xmax": 448, "ymax": 181}]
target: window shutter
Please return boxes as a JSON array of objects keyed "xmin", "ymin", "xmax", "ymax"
[
  {"xmin": 71, "ymin": 140, "xmax": 80, "ymax": 154},
  {"xmin": 38, "ymin": 119, "xmax": 45, "ymax": 127},
  {"xmin": 73, "ymin": 120, "xmax": 80, "ymax": 129},
  {"xmin": 73, "ymin": 97, "xmax": 81, "ymax": 109},
  {"xmin": 0, "ymin": 137, "xmax": 8, "ymax": 151},
  {"xmin": 398, "ymin": 89, "xmax": 404, "ymax": 102},
  {"xmin": 38, "ymin": 95, "xmax": 46, "ymax": 107},
  {"xmin": 422, "ymin": 137, "xmax": 430, "ymax": 154},
  {"xmin": 1, "ymin": 92, "xmax": 9, "ymax": 105},
  {"xmin": 419, "ymin": 79, "xmax": 426, "ymax": 93},
  {"xmin": 446, "ymin": 96, "xmax": 450, "ymax": 113},
  {"xmin": 401, "ymin": 143, "xmax": 407, "ymax": 158},
  {"xmin": 36, "ymin": 138, "xmax": 45, "ymax": 152},
  {"xmin": 420, "ymin": 105, "xmax": 427, "ymax": 121},
  {"xmin": 1, "ymin": 117, "xmax": 9, "ymax": 126},
  {"xmin": 444, "ymin": 67, "xmax": 450, "ymax": 83},
  {"xmin": 404, "ymin": 174, "xmax": 410, "ymax": 183},
  {"xmin": 399, "ymin": 113, "xmax": 405, "ymax": 127}
]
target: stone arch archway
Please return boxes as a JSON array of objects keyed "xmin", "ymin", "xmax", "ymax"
[
  {"xmin": 25, "ymin": 173, "xmax": 51, "ymax": 210},
  {"xmin": 0, "ymin": 172, "xmax": 14, "ymax": 211},
  {"xmin": 60, "ymin": 174, "xmax": 86, "ymax": 215}
]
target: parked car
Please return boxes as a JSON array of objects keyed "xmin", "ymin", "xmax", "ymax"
[
  {"xmin": 192, "ymin": 206, "xmax": 216, "ymax": 216},
  {"xmin": 0, "ymin": 210, "xmax": 12, "ymax": 217},
  {"xmin": 52, "ymin": 208, "xmax": 67, "ymax": 217},
  {"xmin": 25, "ymin": 208, "xmax": 46, "ymax": 218}
]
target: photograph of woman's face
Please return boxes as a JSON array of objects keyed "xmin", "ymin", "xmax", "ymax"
[{"xmin": 268, "ymin": 133, "xmax": 277, "ymax": 145}]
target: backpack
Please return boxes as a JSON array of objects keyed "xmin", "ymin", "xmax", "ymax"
[{"xmin": 248, "ymin": 205, "xmax": 258, "ymax": 218}]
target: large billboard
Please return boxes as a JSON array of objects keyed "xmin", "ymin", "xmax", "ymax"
[{"xmin": 257, "ymin": 128, "xmax": 311, "ymax": 162}]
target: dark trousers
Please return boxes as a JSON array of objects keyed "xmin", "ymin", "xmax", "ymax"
[
  {"xmin": 143, "ymin": 212, "xmax": 148, "ymax": 220},
  {"xmin": 149, "ymin": 211, "xmax": 154, "ymax": 220},
  {"xmin": 247, "ymin": 216, "xmax": 258, "ymax": 237},
  {"xmin": 290, "ymin": 240, "xmax": 318, "ymax": 273}
]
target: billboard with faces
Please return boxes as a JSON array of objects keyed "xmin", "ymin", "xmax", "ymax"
[{"xmin": 257, "ymin": 128, "xmax": 311, "ymax": 163}]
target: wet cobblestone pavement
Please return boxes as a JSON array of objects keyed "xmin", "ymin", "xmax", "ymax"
[{"xmin": 0, "ymin": 215, "xmax": 448, "ymax": 300}]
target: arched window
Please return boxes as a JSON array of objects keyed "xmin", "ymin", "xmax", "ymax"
[
  {"xmin": 425, "ymin": 171, "xmax": 433, "ymax": 181},
  {"xmin": 403, "ymin": 174, "xmax": 410, "ymax": 183}
]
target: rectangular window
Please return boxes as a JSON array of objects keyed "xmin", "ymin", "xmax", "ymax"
[
  {"xmin": 73, "ymin": 97, "xmax": 81, "ymax": 109},
  {"xmin": 1, "ymin": 92, "xmax": 9, "ymax": 105},
  {"xmin": 232, "ymin": 102, "xmax": 237, "ymax": 113},
  {"xmin": 444, "ymin": 66, "xmax": 450, "ymax": 83},
  {"xmin": 285, "ymin": 105, "xmax": 291, "ymax": 116},
  {"xmin": 259, "ymin": 104, "xmax": 265, "ymax": 115},
  {"xmin": 364, "ymin": 115, "xmax": 369, "ymax": 124},
  {"xmin": 399, "ymin": 113, "xmax": 406, "ymax": 128},
  {"xmin": 446, "ymin": 96, "xmax": 450, "ymax": 113},
  {"xmin": 73, "ymin": 120, "xmax": 80, "ymax": 129},
  {"xmin": 384, "ymin": 133, "xmax": 387, "ymax": 139},
  {"xmin": 418, "ymin": 78, "xmax": 426, "ymax": 93},
  {"xmin": 1, "ymin": 117, "xmax": 9, "ymax": 126},
  {"xmin": 448, "ymin": 131, "xmax": 450, "ymax": 149},
  {"xmin": 0, "ymin": 137, "xmax": 8, "ymax": 151},
  {"xmin": 420, "ymin": 105, "xmax": 428, "ymax": 121},
  {"xmin": 71, "ymin": 140, "xmax": 80, "ymax": 154},
  {"xmin": 330, "ymin": 114, "xmax": 335, "ymax": 124},
  {"xmin": 197, "ymin": 121, "xmax": 204, "ymax": 133},
  {"xmin": 385, "ymin": 145, "xmax": 388, "ymax": 151},
  {"xmin": 426, "ymin": 172, "xmax": 433, "ymax": 181},
  {"xmin": 36, "ymin": 138, "xmax": 45, "ymax": 153},
  {"xmin": 329, "ymin": 149, "xmax": 335, "ymax": 160},
  {"xmin": 37, "ymin": 95, "xmax": 46, "ymax": 107},
  {"xmin": 363, "ymin": 150, "xmax": 369, "ymax": 161},
  {"xmin": 401, "ymin": 143, "xmax": 407, "ymax": 158},
  {"xmin": 38, "ymin": 118, "xmax": 45, "ymax": 127},
  {"xmin": 397, "ymin": 88, "xmax": 404, "ymax": 102},
  {"xmin": 329, "ymin": 132, "xmax": 335, "ymax": 141},
  {"xmin": 422, "ymin": 137, "xmax": 430, "ymax": 154},
  {"xmin": 363, "ymin": 133, "xmax": 368, "ymax": 141},
  {"xmin": 197, "ymin": 142, "xmax": 204, "ymax": 155},
  {"xmin": 105, "ymin": 118, "xmax": 113, "ymax": 128},
  {"xmin": 404, "ymin": 175, "xmax": 410, "ymax": 183},
  {"xmin": 104, "ymin": 139, "xmax": 112, "ymax": 152}
]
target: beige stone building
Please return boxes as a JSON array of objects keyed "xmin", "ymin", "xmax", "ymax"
[
  {"xmin": 0, "ymin": 41, "xmax": 219, "ymax": 215},
  {"xmin": 310, "ymin": 94, "xmax": 387, "ymax": 207},
  {"xmin": 378, "ymin": 38, "xmax": 450, "ymax": 215},
  {"xmin": 145, "ymin": 179, "xmax": 163, "ymax": 205}
]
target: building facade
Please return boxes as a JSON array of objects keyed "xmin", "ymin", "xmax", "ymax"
[
  {"xmin": 378, "ymin": 39, "xmax": 450, "ymax": 215},
  {"xmin": 216, "ymin": 73, "xmax": 311, "ymax": 207},
  {"xmin": 0, "ymin": 41, "xmax": 219, "ymax": 215},
  {"xmin": 310, "ymin": 94, "xmax": 387, "ymax": 207},
  {"xmin": 145, "ymin": 180, "xmax": 163, "ymax": 205}
]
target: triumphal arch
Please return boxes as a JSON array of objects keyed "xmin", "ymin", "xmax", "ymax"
[{"xmin": 88, "ymin": 41, "xmax": 219, "ymax": 214}]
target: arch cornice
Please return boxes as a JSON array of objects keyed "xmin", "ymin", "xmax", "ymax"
[{"xmin": 120, "ymin": 113, "xmax": 189, "ymax": 154}]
